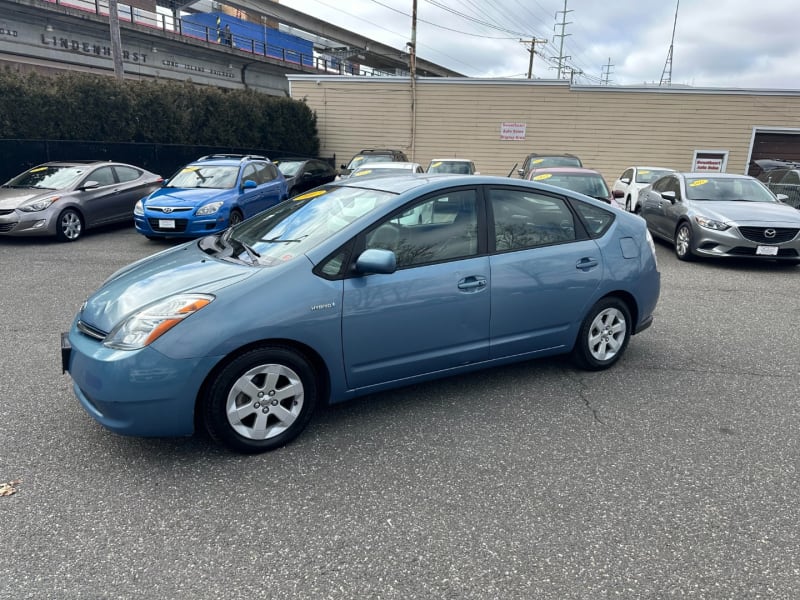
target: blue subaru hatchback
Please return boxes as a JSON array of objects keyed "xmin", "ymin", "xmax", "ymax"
[
  {"xmin": 64, "ymin": 175, "xmax": 660, "ymax": 453},
  {"xmin": 134, "ymin": 154, "xmax": 287, "ymax": 239}
]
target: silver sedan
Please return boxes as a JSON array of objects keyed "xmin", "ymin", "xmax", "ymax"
[
  {"xmin": 640, "ymin": 172, "xmax": 800, "ymax": 263},
  {"xmin": 0, "ymin": 161, "xmax": 162, "ymax": 242}
]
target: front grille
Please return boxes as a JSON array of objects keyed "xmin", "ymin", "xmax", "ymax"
[
  {"xmin": 149, "ymin": 207, "xmax": 193, "ymax": 214},
  {"xmin": 148, "ymin": 218, "xmax": 189, "ymax": 232},
  {"xmin": 0, "ymin": 222, "xmax": 17, "ymax": 232},
  {"xmin": 77, "ymin": 320, "xmax": 107, "ymax": 340},
  {"xmin": 728, "ymin": 247, "xmax": 799, "ymax": 257},
  {"xmin": 0, "ymin": 209, "xmax": 15, "ymax": 216},
  {"xmin": 738, "ymin": 226, "xmax": 799, "ymax": 244}
]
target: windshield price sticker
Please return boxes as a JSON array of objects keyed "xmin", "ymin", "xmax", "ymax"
[
  {"xmin": 158, "ymin": 219, "xmax": 176, "ymax": 229},
  {"xmin": 756, "ymin": 246, "xmax": 779, "ymax": 256},
  {"xmin": 689, "ymin": 179, "xmax": 709, "ymax": 187},
  {"xmin": 533, "ymin": 173, "xmax": 553, "ymax": 181}
]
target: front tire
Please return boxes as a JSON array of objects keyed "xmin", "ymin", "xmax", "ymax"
[
  {"xmin": 572, "ymin": 297, "xmax": 631, "ymax": 371},
  {"xmin": 229, "ymin": 209, "xmax": 244, "ymax": 227},
  {"xmin": 203, "ymin": 346, "xmax": 318, "ymax": 454},
  {"xmin": 56, "ymin": 208, "xmax": 83, "ymax": 242},
  {"xmin": 675, "ymin": 221, "xmax": 695, "ymax": 261}
]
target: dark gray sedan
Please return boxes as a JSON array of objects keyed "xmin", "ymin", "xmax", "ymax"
[
  {"xmin": 0, "ymin": 161, "xmax": 162, "ymax": 242},
  {"xmin": 640, "ymin": 172, "xmax": 800, "ymax": 263}
]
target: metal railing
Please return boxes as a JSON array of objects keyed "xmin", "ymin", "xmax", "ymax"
[{"xmin": 41, "ymin": 0, "xmax": 382, "ymax": 75}]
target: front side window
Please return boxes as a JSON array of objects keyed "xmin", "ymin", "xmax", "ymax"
[
  {"xmin": 365, "ymin": 189, "xmax": 478, "ymax": 268},
  {"xmin": 490, "ymin": 188, "xmax": 576, "ymax": 251},
  {"xmin": 87, "ymin": 166, "xmax": 116, "ymax": 187}
]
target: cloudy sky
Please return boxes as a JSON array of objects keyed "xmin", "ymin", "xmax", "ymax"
[{"xmin": 280, "ymin": 0, "xmax": 800, "ymax": 89}]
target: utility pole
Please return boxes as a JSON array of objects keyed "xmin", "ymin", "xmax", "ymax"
[
  {"xmin": 409, "ymin": 0, "xmax": 417, "ymax": 161},
  {"xmin": 553, "ymin": 0, "xmax": 572, "ymax": 79},
  {"xmin": 565, "ymin": 66, "xmax": 582, "ymax": 85},
  {"xmin": 108, "ymin": 0, "xmax": 124, "ymax": 80},
  {"xmin": 601, "ymin": 58, "xmax": 614, "ymax": 85},
  {"xmin": 520, "ymin": 38, "xmax": 547, "ymax": 79}
]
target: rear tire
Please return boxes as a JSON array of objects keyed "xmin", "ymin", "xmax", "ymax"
[
  {"xmin": 203, "ymin": 346, "xmax": 318, "ymax": 454},
  {"xmin": 572, "ymin": 297, "xmax": 631, "ymax": 371}
]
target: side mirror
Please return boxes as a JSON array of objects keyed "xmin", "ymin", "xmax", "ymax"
[
  {"xmin": 80, "ymin": 181, "xmax": 100, "ymax": 190},
  {"xmin": 473, "ymin": 171, "xmax": 480, "ymax": 175},
  {"xmin": 612, "ymin": 189, "xmax": 625, "ymax": 199},
  {"xmin": 660, "ymin": 190, "xmax": 677, "ymax": 203},
  {"xmin": 355, "ymin": 248, "xmax": 396, "ymax": 275},
  {"xmin": 242, "ymin": 180, "xmax": 258, "ymax": 190},
  {"xmin": 517, "ymin": 168, "xmax": 525, "ymax": 177},
  {"xmin": 776, "ymin": 193, "xmax": 789, "ymax": 202},
  {"xmin": 340, "ymin": 164, "xmax": 347, "ymax": 169},
  {"xmin": 620, "ymin": 177, "xmax": 631, "ymax": 184}
]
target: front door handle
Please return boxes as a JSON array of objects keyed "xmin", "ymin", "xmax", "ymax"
[{"xmin": 458, "ymin": 276, "xmax": 487, "ymax": 291}]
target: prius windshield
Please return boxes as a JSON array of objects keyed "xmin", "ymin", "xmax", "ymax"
[{"xmin": 215, "ymin": 186, "xmax": 395, "ymax": 266}]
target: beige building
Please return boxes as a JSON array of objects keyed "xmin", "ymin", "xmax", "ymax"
[{"xmin": 287, "ymin": 76, "xmax": 800, "ymax": 183}]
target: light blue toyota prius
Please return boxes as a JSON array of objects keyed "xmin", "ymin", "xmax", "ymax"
[{"xmin": 62, "ymin": 175, "xmax": 660, "ymax": 453}]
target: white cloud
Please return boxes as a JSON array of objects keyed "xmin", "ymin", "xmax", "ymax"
[{"xmin": 281, "ymin": 0, "xmax": 800, "ymax": 89}]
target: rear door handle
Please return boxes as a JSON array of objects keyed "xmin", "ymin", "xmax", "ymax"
[{"xmin": 576, "ymin": 258, "xmax": 599, "ymax": 271}]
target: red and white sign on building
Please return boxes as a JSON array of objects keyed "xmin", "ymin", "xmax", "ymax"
[
  {"xmin": 692, "ymin": 150, "xmax": 729, "ymax": 173},
  {"xmin": 500, "ymin": 122, "xmax": 527, "ymax": 141}
]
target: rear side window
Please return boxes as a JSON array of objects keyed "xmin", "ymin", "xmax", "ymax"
[
  {"xmin": 489, "ymin": 188, "xmax": 576, "ymax": 251},
  {"xmin": 571, "ymin": 201, "xmax": 614, "ymax": 237},
  {"xmin": 113, "ymin": 165, "xmax": 142, "ymax": 183}
]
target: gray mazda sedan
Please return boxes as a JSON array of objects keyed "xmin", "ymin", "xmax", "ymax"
[
  {"xmin": 0, "ymin": 161, "xmax": 162, "ymax": 241},
  {"xmin": 640, "ymin": 172, "xmax": 800, "ymax": 263}
]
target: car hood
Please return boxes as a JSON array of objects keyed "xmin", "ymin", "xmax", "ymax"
[
  {"xmin": 144, "ymin": 187, "xmax": 230, "ymax": 207},
  {"xmin": 690, "ymin": 201, "xmax": 800, "ymax": 225},
  {"xmin": 0, "ymin": 187, "xmax": 55, "ymax": 209},
  {"xmin": 79, "ymin": 242, "xmax": 257, "ymax": 332}
]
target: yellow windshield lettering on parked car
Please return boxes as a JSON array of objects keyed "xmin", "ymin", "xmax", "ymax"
[
  {"xmin": 29, "ymin": 167, "xmax": 47, "ymax": 173},
  {"xmin": 689, "ymin": 179, "xmax": 709, "ymax": 187},
  {"xmin": 354, "ymin": 170, "xmax": 371, "ymax": 177},
  {"xmin": 293, "ymin": 189, "xmax": 327, "ymax": 201},
  {"xmin": 431, "ymin": 162, "xmax": 442, "ymax": 167},
  {"xmin": 533, "ymin": 173, "xmax": 553, "ymax": 181},
  {"xmin": 533, "ymin": 159, "xmax": 544, "ymax": 164}
]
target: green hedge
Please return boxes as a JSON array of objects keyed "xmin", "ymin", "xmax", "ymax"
[{"xmin": 0, "ymin": 69, "xmax": 319, "ymax": 155}]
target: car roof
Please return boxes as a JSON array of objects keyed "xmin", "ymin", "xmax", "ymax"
[
  {"xmin": 193, "ymin": 154, "xmax": 269, "ymax": 165},
  {"xmin": 675, "ymin": 172, "xmax": 753, "ymax": 179},
  {"xmin": 529, "ymin": 167, "xmax": 603, "ymax": 175},
  {"xmin": 428, "ymin": 158, "xmax": 473, "ymax": 162},
  {"xmin": 354, "ymin": 161, "xmax": 421, "ymax": 169},
  {"xmin": 630, "ymin": 166, "xmax": 676, "ymax": 171},
  {"xmin": 43, "ymin": 160, "xmax": 125, "ymax": 167}
]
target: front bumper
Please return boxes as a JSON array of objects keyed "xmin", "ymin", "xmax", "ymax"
[
  {"xmin": 63, "ymin": 325, "xmax": 222, "ymax": 437},
  {"xmin": 135, "ymin": 212, "xmax": 228, "ymax": 238},
  {"xmin": 693, "ymin": 226, "xmax": 800, "ymax": 260},
  {"xmin": 0, "ymin": 210, "xmax": 56, "ymax": 237}
]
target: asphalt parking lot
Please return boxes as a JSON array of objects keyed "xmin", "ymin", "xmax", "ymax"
[{"xmin": 2, "ymin": 224, "xmax": 799, "ymax": 599}]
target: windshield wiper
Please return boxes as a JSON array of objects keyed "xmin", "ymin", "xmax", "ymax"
[{"xmin": 260, "ymin": 235, "xmax": 307, "ymax": 243}]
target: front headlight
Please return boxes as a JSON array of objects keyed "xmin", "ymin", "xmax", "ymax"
[
  {"xmin": 105, "ymin": 294, "xmax": 214, "ymax": 350},
  {"xmin": 694, "ymin": 215, "xmax": 730, "ymax": 231},
  {"xmin": 18, "ymin": 195, "xmax": 60, "ymax": 212},
  {"xmin": 134, "ymin": 200, "xmax": 144, "ymax": 216},
  {"xmin": 196, "ymin": 201, "xmax": 224, "ymax": 216}
]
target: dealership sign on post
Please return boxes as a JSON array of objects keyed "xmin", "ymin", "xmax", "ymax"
[{"xmin": 500, "ymin": 122, "xmax": 527, "ymax": 140}]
